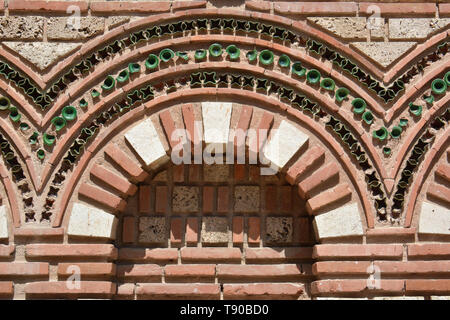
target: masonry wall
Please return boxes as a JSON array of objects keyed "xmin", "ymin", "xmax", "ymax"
[{"xmin": 0, "ymin": 0, "xmax": 448, "ymax": 300}]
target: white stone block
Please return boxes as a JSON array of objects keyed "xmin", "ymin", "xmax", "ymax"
[
  {"xmin": 202, "ymin": 102, "xmax": 232, "ymax": 147},
  {"xmin": 0, "ymin": 205, "xmax": 8, "ymax": 239},
  {"xmin": 314, "ymin": 202, "xmax": 364, "ymax": 240},
  {"xmin": 419, "ymin": 201, "xmax": 450, "ymax": 236},
  {"xmin": 68, "ymin": 202, "xmax": 118, "ymax": 239},
  {"xmin": 263, "ymin": 120, "xmax": 309, "ymax": 171},
  {"xmin": 124, "ymin": 118, "xmax": 169, "ymax": 169}
]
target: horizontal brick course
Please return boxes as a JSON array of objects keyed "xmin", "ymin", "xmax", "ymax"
[
  {"xmin": 313, "ymin": 244, "xmax": 403, "ymax": 260},
  {"xmin": 8, "ymin": 0, "xmax": 88, "ymax": 13},
  {"xmin": 274, "ymin": 2, "xmax": 357, "ymax": 16},
  {"xmin": 311, "ymin": 279, "xmax": 404, "ymax": 296},
  {"xmin": 0, "ymin": 245, "xmax": 15, "ymax": 258},
  {"xmin": 359, "ymin": 3, "xmax": 436, "ymax": 17},
  {"xmin": 181, "ymin": 248, "xmax": 242, "ymax": 263},
  {"xmin": 223, "ymin": 283, "xmax": 305, "ymax": 299},
  {"xmin": 136, "ymin": 283, "xmax": 220, "ymax": 299},
  {"xmin": 164, "ymin": 264, "xmax": 216, "ymax": 280},
  {"xmin": 90, "ymin": 1, "xmax": 170, "ymax": 14},
  {"xmin": 406, "ymin": 280, "xmax": 450, "ymax": 294},
  {"xmin": 58, "ymin": 263, "xmax": 116, "ymax": 277},
  {"xmin": 313, "ymin": 261, "xmax": 371, "ymax": 276},
  {"xmin": 217, "ymin": 264, "xmax": 309, "ymax": 279},
  {"xmin": 118, "ymin": 248, "xmax": 178, "ymax": 263},
  {"xmin": 245, "ymin": 247, "xmax": 313, "ymax": 263},
  {"xmin": 0, "ymin": 262, "xmax": 48, "ymax": 277},
  {"xmin": 375, "ymin": 261, "xmax": 450, "ymax": 275},
  {"xmin": 26, "ymin": 244, "xmax": 117, "ymax": 260},
  {"xmin": 116, "ymin": 264, "xmax": 162, "ymax": 280},
  {"xmin": 25, "ymin": 281, "xmax": 116, "ymax": 297},
  {"xmin": 408, "ymin": 244, "xmax": 450, "ymax": 260},
  {"xmin": 0, "ymin": 282, "xmax": 13, "ymax": 297}
]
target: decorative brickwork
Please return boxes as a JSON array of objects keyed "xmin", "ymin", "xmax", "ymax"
[{"xmin": 0, "ymin": 0, "xmax": 447, "ymax": 300}]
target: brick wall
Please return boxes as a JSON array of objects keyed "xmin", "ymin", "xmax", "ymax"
[{"xmin": 0, "ymin": 0, "xmax": 448, "ymax": 300}]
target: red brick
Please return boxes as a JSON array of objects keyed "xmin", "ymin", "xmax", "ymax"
[
  {"xmin": 155, "ymin": 186, "xmax": 168, "ymax": 213},
  {"xmin": 8, "ymin": 0, "xmax": 88, "ymax": 13},
  {"xmin": 376, "ymin": 261, "xmax": 450, "ymax": 276},
  {"xmin": 0, "ymin": 245, "xmax": 15, "ymax": 258},
  {"xmin": 25, "ymin": 281, "xmax": 116, "ymax": 297},
  {"xmin": 406, "ymin": 280, "xmax": 450, "ymax": 294},
  {"xmin": 311, "ymin": 279, "xmax": 404, "ymax": 296},
  {"xmin": 408, "ymin": 244, "xmax": 450, "ymax": 260},
  {"xmin": 306, "ymin": 183, "xmax": 351, "ymax": 215},
  {"xmin": 186, "ymin": 217, "xmax": 199, "ymax": 244},
  {"xmin": 136, "ymin": 283, "xmax": 220, "ymax": 299},
  {"xmin": 440, "ymin": 3, "xmax": 450, "ymax": 17},
  {"xmin": 248, "ymin": 217, "xmax": 261, "ymax": 244},
  {"xmin": 217, "ymin": 186, "xmax": 229, "ymax": 213},
  {"xmin": 13, "ymin": 228, "xmax": 64, "ymax": 239},
  {"xmin": 118, "ymin": 248, "xmax": 178, "ymax": 263},
  {"xmin": 286, "ymin": 146, "xmax": 325, "ymax": 185},
  {"xmin": 165, "ymin": 264, "xmax": 215, "ymax": 280},
  {"xmin": 78, "ymin": 183, "xmax": 127, "ymax": 212},
  {"xmin": 90, "ymin": 1, "xmax": 170, "ymax": 14},
  {"xmin": 250, "ymin": 112, "xmax": 274, "ymax": 155},
  {"xmin": 90, "ymin": 164, "xmax": 137, "ymax": 197},
  {"xmin": 0, "ymin": 282, "xmax": 13, "ymax": 297},
  {"xmin": 139, "ymin": 185, "xmax": 151, "ymax": 214},
  {"xmin": 203, "ymin": 186, "xmax": 214, "ymax": 213},
  {"xmin": 170, "ymin": 218, "xmax": 182, "ymax": 245},
  {"xmin": 313, "ymin": 244, "xmax": 403, "ymax": 260},
  {"xmin": 189, "ymin": 165, "xmax": 201, "ymax": 182},
  {"xmin": 297, "ymin": 162, "xmax": 339, "ymax": 199},
  {"xmin": 159, "ymin": 110, "xmax": 179, "ymax": 149},
  {"xmin": 182, "ymin": 104, "xmax": 196, "ymax": 147},
  {"xmin": 58, "ymin": 263, "xmax": 115, "ymax": 277},
  {"xmin": 274, "ymin": 2, "xmax": 357, "ymax": 16},
  {"xmin": 117, "ymin": 283, "xmax": 135, "ymax": 297},
  {"xmin": 104, "ymin": 144, "xmax": 148, "ymax": 183},
  {"xmin": 360, "ymin": 3, "xmax": 436, "ymax": 17},
  {"xmin": 249, "ymin": 166, "xmax": 260, "ymax": 182},
  {"xmin": 232, "ymin": 217, "xmax": 244, "ymax": 244},
  {"xmin": 245, "ymin": 247, "xmax": 313, "ymax": 263},
  {"xmin": 234, "ymin": 106, "xmax": 253, "ymax": 150},
  {"xmin": 173, "ymin": 165, "xmax": 184, "ymax": 182},
  {"xmin": 217, "ymin": 264, "xmax": 308, "ymax": 279},
  {"xmin": 280, "ymin": 186, "xmax": 292, "ymax": 212},
  {"xmin": 122, "ymin": 216, "xmax": 135, "ymax": 243},
  {"xmin": 26, "ymin": 244, "xmax": 117, "ymax": 260},
  {"xmin": 234, "ymin": 164, "xmax": 247, "ymax": 181},
  {"xmin": 294, "ymin": 217, "xmax": 313, "ymax": 243},
  {"xmin": 223, "ymin": 283, "xmax": 304, "ymax": 300},
  {"xmin": 265, "ymin": 186, "xmax": 277, "ymax": 212},
  {"xmin": 117, "ymin": 264, "xmax": 162, "ymax": 280},
  {"xmin": 246, "ymin": 0, "xmax": 271, "ymax": 12},
  {"xmin": 313, "ymin": 261, "xmax": 371, "ymax": 276},
  {"xmin": 435, "ymin": 163, "xmax": 450, "ymax": 183},
  {"xmin": 0, "ymin": 262, "xmax": 48, "ymax": 276},
  {"xmin": 173, "ymin": 1, "xmax": 207, "ymax": 12},
  {"xmin": 366, "ymin": 227, "xmax": 416, "ymax": 240},
  {"xmin": 427, "ymin": 183, "xmax": 450, "ymax": 206},
  {"xmin": 181, "ymin": 248, "xmax": 241, "ymax": 263}
]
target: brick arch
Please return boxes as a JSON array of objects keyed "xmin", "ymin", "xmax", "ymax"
[{"xmin": 62, "ymin": 101, "xmax": 369, "ymax": 245}]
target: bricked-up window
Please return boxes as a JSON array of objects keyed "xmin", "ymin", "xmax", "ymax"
[{"xmin": 119, "ymin": 164, "xmax": 315, "ymax": 247}]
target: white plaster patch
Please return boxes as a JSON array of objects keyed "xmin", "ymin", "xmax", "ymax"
[
  {"xmin": 419, "ymin": 201, "xmax": 450, "ymax": 236},
  {"xmin": 0, "ymin": 205, "xmax": 8, "ymax": 239},
  {"xmin": 351, "ymin": 42, "xmax": 416, "ymax": 68},
  {"xmin": 314, "ymin": 202, "xmax": 364, "ymax": 240},
  {"xmin": 263, "ymin": 120, "xmax": 309, "ymax": 171},
  {"xmin": 68, "ymin": 202, "xmax": 118, "ymax": 239},
  {"xmin": 124, "ymin": 118, "xmax": 169, "ymax": 169}
]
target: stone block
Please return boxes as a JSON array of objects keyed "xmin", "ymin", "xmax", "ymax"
[
  {"xmin": 139, "ymin": 217, "xmax": 167, "ymax": 243},
  {"xmin": 0, "ymin": 206, "xmax": 8, "ymax": 240},
  {"xmin": 308, "ymin": 17, "xmax": 368, "ymax": 39},
  {"xmin": 201, "ymin": 217, "xmax": 229, "ymax": 244},
  {"xmin": 419, "ymin": 202, "xmax": 450, "ymax": 236},
  {"xmin": 202, "ymin": 102, "xmax": 232, "ymax": 148},
  {"xmin": 47, "ymin": 17, "xmax": 104, "ymax": 40},
  {"xmin": 265, "ymin": 217, "xmax": 293, "ymax": 243},
  {"xmin": 263, "ymin": 120, "xmax": 309, "ymax": 171},
  {"xmin": 204, "ymin": 164, "xmax": 229, "ymax": 182},
  {"xmin": 389, "ymin": 18, "xmax": 450, "ymax": 39},
  {"xmin": 124, "ymin": 118, "xmax": 169, "ymax": 169},
  {"xmin": 314, "ymin": 203, "xmax": 364, "ymax": 240},
  {"xmin": 234, "ymin": 186, "xmax": 260, "ymax": 213},
  {"xmin": 0, "ymin": 16, "xmax": 44, "ymax": 40},
  {"xmin": 172, "ymin": 186, "xmax": 199, "ymax": 213},
  {"xmin": 67, "ymin": 203, "xmax": 118, "ymax": 239}
]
